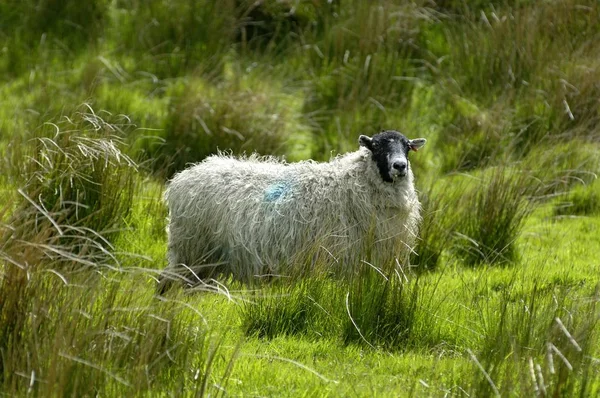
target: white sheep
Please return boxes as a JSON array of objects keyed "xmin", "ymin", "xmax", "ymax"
[{"xmin": 158, "ymin": 130, "xmax": 426, "ymax": 291}]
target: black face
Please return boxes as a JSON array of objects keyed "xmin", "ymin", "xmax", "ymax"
[{"xmin": 359, "ymin": 130, "xmax": 412, "ymax": 183}]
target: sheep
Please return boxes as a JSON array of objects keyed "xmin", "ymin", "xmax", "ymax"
[{"xmin": 158, "ymin": 130, "xmax": 426, "ymax": 292}]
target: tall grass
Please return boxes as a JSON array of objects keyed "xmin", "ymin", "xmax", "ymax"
[
  {"xmin": 411, "ymin": 168, "xmax": 534, "ymax": 270},
  {"xmin": 0, "ymin": 107, "xmax": 141, "ymax": 386},
  {"xmin": 554, "ymin": 178, "xmax": 600, "ymax": 217},
  {"xmin": 0, "ymin": 105, "xmax": 236, "ymax": 395},
  {"xmin": 342, "ymin": 264, "xmax": 420, "ymax": 349},
  {"xmin": 107, "ymin": 0, "xmax": 237, "ymax": 78},
  {"xmin": 523, "ymin": 139, "xmax": 600, "ymax": 198},
  {"xmin": 242, "ymin": 278, "xmax": 336, "ymax": 340},
  {"xmin": 452, "ymin": 168, "xmax": 533, "ymax": 266},
  {"xmin": 466, "ymin": 283, "xmax": 600, "ymax": 396},
  {"xmin": 5, "ymin": 107, "xmax": 139, "ymax": 248},
  {"xmin": 427, "ymin": 0, "xmax": 600, "ymax": 172},
  {"xmin": 0, "ymin": 0, "xmax": 109, "ymax": 77},
  {"xmin": 0, "ymin": 247, "xmax": 235, "ymax": 395},
  {"xmin": 157, "ymin": 74, "xmax": 310, "ymax": 175},
  {"xmin": 241, "ymin": 262, "xmax": 446, "ymax": 351},
  {"xmin": 410, "ymin": 179, "xmax": 460, "ymax": 272},
  {"xmin": 298, "ymin": 1, "xmax": 432, "ymax": 155},
  {"xmin": 108, "ymin": 0, "xmax": 317, "ymax": 78}
]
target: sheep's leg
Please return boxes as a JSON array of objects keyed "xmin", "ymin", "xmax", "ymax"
[{"xmin": 157, "ymin": 236, "xmax": 226, "ymax": 294}]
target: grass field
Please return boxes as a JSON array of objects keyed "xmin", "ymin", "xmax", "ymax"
[{"xmin": 1, "ymin": 0, "xmax": 599, "ymax": 396}]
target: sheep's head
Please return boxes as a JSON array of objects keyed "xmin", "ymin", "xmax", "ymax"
[{"xmin": 359, "ymin": 130, "xmax": 426, "ymax": 183}]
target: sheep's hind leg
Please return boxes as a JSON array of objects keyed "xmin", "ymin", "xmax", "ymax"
[{"xmin": 156, "ymin": 245, "xmax": 225, "ymax": 294}]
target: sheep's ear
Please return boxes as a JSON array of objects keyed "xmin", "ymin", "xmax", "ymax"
[
  {"xmin": 359, "ymin": 135, "xmax": 373, "ymax": 150},
  {"xmin": 409, "ymin": 138, "xmax": 426, "ymax": 152}
]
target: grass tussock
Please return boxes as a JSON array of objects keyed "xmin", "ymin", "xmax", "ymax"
[
  {"xmin": 412, "ymin": 168, "xmax": 534, "ymax": 270},
  {"xmin": 453, "ymin": 168, "xmax": 533, "ymax": 266},
  {"xmin": 5, "ymin": 107, "xmax": 139, "ymax": 249},
  {"xmin": 298, "ymin": 2, "xmax": 431, "ymax": 155},
  {"xmin": 342, "ymin": 264, "xmax": 421, "ymax": 349},
  {"xmin": 1, "ymin": 178, "xmax": 235, "ymax": 395},
  {"xmin": 242, "ymin": 278, "xmax": 335, "ymax": 340},
  {"xmin": 0, "ymin": 0, "xmax": 109, "ymax": 77},
  {"xmin": 241, "ymin": 263, "xmax": 446, "ymax": 352}
]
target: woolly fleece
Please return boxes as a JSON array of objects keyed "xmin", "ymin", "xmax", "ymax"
[{"xmin": 164, "ymin": 145, "xmax": 422, "ymax": 283}]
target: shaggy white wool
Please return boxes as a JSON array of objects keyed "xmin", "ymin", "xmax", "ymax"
[{"xmin": 164, "ymin": 146, "xmax": 421, "ymax": 282}]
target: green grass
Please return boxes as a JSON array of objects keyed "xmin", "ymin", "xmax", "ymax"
[
  {"xmin": 554, "ymin": 179, "xmax": 600, "ymax": 217},
  {"xmin": 2, "ymin": 0, "xmax": 600, "ymax": 395}
]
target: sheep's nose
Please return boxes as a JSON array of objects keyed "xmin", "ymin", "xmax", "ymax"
[{"xmin": 393, "ymin": 161, "xmax": 407, "ymax": 172}]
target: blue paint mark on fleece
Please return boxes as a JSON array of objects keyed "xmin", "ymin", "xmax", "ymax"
[{"xmin": 264, "ymin": 180, "xmax": 293, "ymax": 202}]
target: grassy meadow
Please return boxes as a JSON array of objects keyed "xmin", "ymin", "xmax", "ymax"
[{"xmin": 1, "ymin": 0, "xmax": 600, "ymax": 395}]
